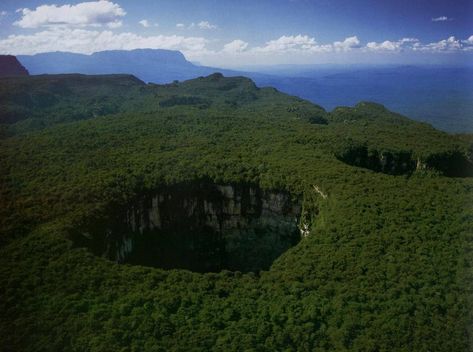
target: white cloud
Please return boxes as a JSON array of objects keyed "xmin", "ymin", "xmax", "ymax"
[
  {"xmin": 253, "ymin": 35, "xmax": 317, "ymax": 53},
  {"xmin": 222, "ymin": 39, "xmax": 249, "ymax": 53},
  {"xmin": 201, "ymin": 34, "xmax": 332, "ymax": 66},
  {"xmin": 108, "ymin": 20, "xmax": 122, "ymax": 29},
  {"xmin": 365, "ymin": 36, "xmax": 473, "ymax": 53},
  {"xmin": 0, "ymin": 10, "xmax": 7, "ymax": 16},
  {"xmin": 252, "ymin": 35, "xmax": 362, "ymax": 54},
  {"xmin": 139, "ymin": 19, "xmax": 150, "ymax": 28},
  {"xmin": 0, "ymin": 27, "xmax": 209, "ymax": 58},
  {"xmin": 197, "ymin": 21, "xmax": 217, "ymax": 30},
  {"xmin": 366, "ymin": 38, "xmax": 421, "ymax": 52},
  {"xmin": 420, "ymin": 36, "xmax": 462, "ymax": 52},
  {"xmin": 248, "ymin": 34, "xmax": 473, "ymax": 57},
  {"xmin": 432, "ymin": 16, "xmax": 453, "ymax": 22},
  {"xmin": 176, "ymin": 23, "xmax": 185, "ymax": 28},
  {"xmin": 333, "ymin": 36, "xmax": 361, "ymax": 51},
  {"xmin": 14, "ymin": 1, "xmax": 126, "ymax": 29},
  {"xmin": 1, "ymin": 26, "xmax": 472, "ymax": 67},
  {"xmin": 462, "ymin": 35, "xmax": 473, "ymax": 51},
  {"xmin": 139, "ymin": 19, "xmax": 158, "ymax": 28},
  {"xmin": 366, "ymin": 40, "xmax": 399, "ymax": 51}
]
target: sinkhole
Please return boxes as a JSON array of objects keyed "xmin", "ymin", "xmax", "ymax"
[{"xmin": 77, "ymin": 181, "xmax": 303, "ymax": 273}]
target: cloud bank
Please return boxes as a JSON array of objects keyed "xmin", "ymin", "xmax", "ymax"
[
  {"xmin": 0, "ymin": 1, "xmax": 471, "ymax": 65},
  {"xmin": 1, "ymin": 28, "xmax": 472, "ymax": 61},
  {"xmin": 0, "ymin": 27, "xmax": 208, "ymax": 57}
]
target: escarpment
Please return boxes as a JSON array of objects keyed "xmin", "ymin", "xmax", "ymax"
[{"xmin": 76, "ymin": 180, "xmax": 303, "ymax": 273}]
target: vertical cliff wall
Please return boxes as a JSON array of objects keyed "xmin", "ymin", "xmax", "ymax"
[
  {"xmin": 79, "ymin": 181, "xmax": 303, "ymax": 273},
  {"xmin": 336, "ymin": 144, "xmax": 473, "ymax": 177}
]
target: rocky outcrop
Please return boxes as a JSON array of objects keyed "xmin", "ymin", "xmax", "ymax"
[
  {"xmin": 80, "ymin": 181, "xmax": 302, "ymax": 273},
  {"xmin": 0, "ymin": 55, "xmax": 29, "ymax": 76}
]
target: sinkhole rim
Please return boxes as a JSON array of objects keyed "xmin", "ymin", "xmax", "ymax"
[{"xmin": 73, "ymin": 180, "xmax": 306, "ymax": 274}]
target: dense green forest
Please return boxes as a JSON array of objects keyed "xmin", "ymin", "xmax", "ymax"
[{"xmin": 0, "ymin": 73, "xmax": 472, "ymax": 351}]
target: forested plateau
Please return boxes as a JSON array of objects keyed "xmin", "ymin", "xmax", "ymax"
[{"xmin": 0, "ymin": 73, "xmax": 472, "ymax": 351}]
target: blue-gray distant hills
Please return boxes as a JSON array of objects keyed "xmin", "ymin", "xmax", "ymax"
[
  {"xmin": 15, "ymin": 49, "xmax": 473, "ymax": 133},
  {"xmin": 18, "ymin": 49, "xmax": 240, "ymax": 83}
]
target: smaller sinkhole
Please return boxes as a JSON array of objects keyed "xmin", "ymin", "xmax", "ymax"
[{"xmin": 76, "ymin": 181, "xmax": 303, "ymax": 273}]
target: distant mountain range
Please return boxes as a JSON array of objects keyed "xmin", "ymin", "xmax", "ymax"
[
  {"xmin": 0, "ymin": 55, "xmax": 29, "ymax": 76},
  {"xmin": 11, "ymin": 49, "xmax": 473, "ymax": 133},
  {"xmin": 17, "ymin": 49, "xmax": 241, "ymax": 83}
]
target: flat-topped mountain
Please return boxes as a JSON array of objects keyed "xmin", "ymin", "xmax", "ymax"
[
  {"xmin": 17, "ymin": 49, "xmax": 237, "ymax": 83},
  {"xmin": 0, "ymin": 55, "xmax": 29, "ymax": 76}
]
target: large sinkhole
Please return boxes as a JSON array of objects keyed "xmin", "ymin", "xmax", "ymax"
[{"xmin": 77, "ymin": 181, "xmax": 303, "ymax": 273}]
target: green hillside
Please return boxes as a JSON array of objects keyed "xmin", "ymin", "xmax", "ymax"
[{"xmin": 0, "ymin": 73, "xmax": 472, "ymax": 351}]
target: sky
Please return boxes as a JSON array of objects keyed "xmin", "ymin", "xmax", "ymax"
[{"xmin": 0, "ymin": 0, "xmax": 472, "ymax": 67}]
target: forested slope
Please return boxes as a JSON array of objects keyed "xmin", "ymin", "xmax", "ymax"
[{"xmin": 0, "ymin": 73, "xmax": 472, "ymax": 351}]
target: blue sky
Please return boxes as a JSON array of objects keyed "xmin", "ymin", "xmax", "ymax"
[{"xmin": 0, "ymin": 0, "xmax": 472, "ymax": 67}]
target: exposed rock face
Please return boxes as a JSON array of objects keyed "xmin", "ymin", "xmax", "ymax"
[
  {"xmin": 82, "ymin": 181, "xmax": 302, "ymax": 273},
  {"xmin": 337, "ymin": 145, "xmax": 416, "ymax": 175},
  {"xmin": 424, "ymin": 150, "xmax": 473, "ymax": 177},
  {"xmin": 337, "ymin": 144, "xmax": 473, "ymax": 177},
  {"xmin": 0, "ymin": 55, "xmax": 29, "ymax": 76}
]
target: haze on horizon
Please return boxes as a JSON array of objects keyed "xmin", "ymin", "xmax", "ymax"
[{"xmin": 0, "ymin": 0, "xmax": 472, "ymax": 68}]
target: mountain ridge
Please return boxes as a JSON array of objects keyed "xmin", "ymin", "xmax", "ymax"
[{"xmin": 17, "ymin": 49, "xmax": 240, "ymax": 83}]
